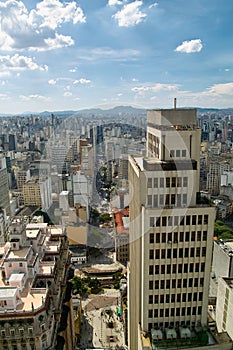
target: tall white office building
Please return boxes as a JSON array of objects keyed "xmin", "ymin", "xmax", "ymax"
[{"xmin": 128, "ymin": 105, "xmax": 215, "ymax": 349}]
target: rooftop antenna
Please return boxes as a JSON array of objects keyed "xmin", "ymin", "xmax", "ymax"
[{"xmin": 174, "ymin": 98, "xmax": 177, "ymax": 110}]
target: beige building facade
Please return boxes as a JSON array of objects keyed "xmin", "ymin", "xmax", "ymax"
[{"xmin": 128, "ymin": 107, "xmax": 216, "ymax": 349}]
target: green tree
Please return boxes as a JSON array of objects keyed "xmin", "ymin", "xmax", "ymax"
[{"xmin": 71, "ymin": 276, "xmax": 88, "ymax": 295}]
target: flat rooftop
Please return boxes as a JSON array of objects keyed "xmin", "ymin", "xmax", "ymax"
[{"xmin": 6, "ymin": 247, "xmax": 30, "ymax": 260}]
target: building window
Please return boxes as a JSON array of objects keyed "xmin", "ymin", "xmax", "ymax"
[
  {"xmin": 196, "ymin": 248, "xmax": 200, "ymax": 257},
  {"xmin": 149, "ymin": 217, "xmax": 154, "ymax": 227},
  {"xmin": 182, "ymin": 150, "xmax": 186, "ymax": 157},
  {"xmin": 162, "ymin": 232, "xmax": 166, "ymax": 243},
  {"xmin": 170, "ymin": 150, "xmax": 175, "ymax": 158},
  {"xmin": 167, "ymin": 250, "xmax": 171, "ymax": 259},
  {"xmin": 154, "ymin": 309, "xmax": 158, "ymax": 317},
  {"xmin": 166, "ymin": 295, "xmax": 170, "ymax": 303},
  {"xmin": 192, "ymin": 215, "xmax": 196, "ymax": 225},
  {"xmin": 204, "ymin": 215, "xmax": 208, "ymax": 224},
  {"xmin": 148, "ymin": 309, "xmax": 153, "ymax": 318},
  {"xmin": 149, "ymin": 265, "xmax": 154, "ymax": 275},
  {"xmin": 166, "ymin": 177, "xmax": 170, "ymax": 187},
  {"xmin": 149, "ymin": 295, "xmax": 153, "ymax": 304},
  {"xmin": 182, "ymin": 293, "xmax": 187, "ymax": 302},
  {"xmin": 161, "ymin": 265, "xmax": 165, "ymax": 274},
  {"xmin": 156, "ymin": 233, "xmax": 160, "ymax": 243},
  {"xmin": 160, "ymin": 295, "xmax": 164, "ymax": 303},
  {"xmin": 183, "ymin": 194, "xmax": 187, "ymax": 205},
  {"xmin": 173, "ymin": 249, "xmax": 177, "ymax": 258},
  {"xmin": 162, "ymin": 217, "xmax": 167, "ymax": 226},
  {"xmin": 166, "ymin": 280, "xmax": 170, "ymax": 289},
  {"xmin": 172, "ymin": 264, "xmax": 177, "ymax": 274},
  {"xmin": 172, "ymin": 280, "xmax": 176, "ymax": 288},
  {"xmin": 147, "ymin": 195, "xmax": 152, "ymax": 206},
  {"xmin": 159, "ymin": 194, "xmax": 164, "ymax": 206},
  {"xmin": 176, "ymin": 150, "xmax": 180, "ymax": 157},
  {"xmin": 189, "ymin": 263, "xmax": 194, "ymax": 272},
  {"xmin": 199, "ymin": 292, "xmax": 203, "ymax": 301},
  {"xmin": 186, "ymin": 215, "xmax": 190, "ymax": 225},
  {"xmin": 179, "ymin": 231, "xmax": 184, "ymax": 241},
  {"xmin": 154, "ymin": 295, "xmax": 159, "ymax": 303},
  {"xmin": 149, "ymin": 249, "xmax": 154, "ymax": 259},
  {"xmin": 155, "ymin": 249, "xmax": 160, "ymax": 259},
  {"xmin": 197, "ymin": 231, "xmax": 201, "ymax": 241},
  {"xmin": 149, "ymin": 281, "xmax": 153, "ymax": 289},
  {"xmin": 203, "ymin": 231, "xmax": 207, "ymax": 241},
  {"xmin": 179, "ymin": 249, "xmax": 183, "ymax": 258},
  {"xmin": 171, "ymin": 308, "xmax": 175, "ymax": 316},
  {"xmin": 202, "ymin": 247, "xmax": 206, "ymax": 257},
  {"xmin": 165, "ymin": 194, "xmax": 170, "ymax": 206},
  {"xmin": 155, "ymin": 281, "xmax": 159, "ymax": 289},
  {"xmin": 150, "ymin": 233, "xmax": 154, "ymax": 244},
  {"xmin": 171, "ymin": 294, "xmax": 175, "ymax": 302},
  {"xmin": 161, "ymin": 249, "xmax": 166, "ymax": 259},
  {"xmin": 148, "ymin": 178, "xmax": 152, "ymax": 188},
  {"xmin": 184, "ymin": 263, "xmax": 188, "ymax": 273},
  {"xmin": 160, "ymin": 178, "xmax": 164, "ymax": 188},
  {"xmin": 154, "ymin": 178, "xmax": 158, "ymax": 188},
  {"xmin": 171, "ymin": 177, "xmax": 176, "ymax": 187},
  {"xmin": 154, "ymin": 195, "xmax": 158, "ymax": 207},
  {"xmin": 183, "ymin": 177, "xmax": 188, "ymax": 187},
  {"xmin": 177, "ymin": 177, "xmax": 182, "ymax": 187},
  {"xmin": 156, "ymin": 217, "xmax": 160, "ymax": 227}
]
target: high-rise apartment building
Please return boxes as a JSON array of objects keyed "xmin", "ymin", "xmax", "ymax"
[{"xmin": 128, "ymin": 106, "xmax": 215, "ymax": 349}]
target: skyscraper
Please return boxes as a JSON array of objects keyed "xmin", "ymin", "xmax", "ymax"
[{"xmin": 128, "ymin": 105, "xmax": 215, "ymax": 349}]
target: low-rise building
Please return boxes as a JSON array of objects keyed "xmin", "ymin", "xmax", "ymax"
[{"xmin": 0, "ymin": 218, "xmax": 73, "ymax": 350}]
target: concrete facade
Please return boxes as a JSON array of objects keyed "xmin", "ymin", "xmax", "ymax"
[{"xmin": 128, "ymin": 107, "xmax": 216, "ymax": 349}]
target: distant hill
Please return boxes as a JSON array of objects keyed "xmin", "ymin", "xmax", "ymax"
[{"xmin": 1, "ymin": 105, "xmax": 233, "ymax": 118}]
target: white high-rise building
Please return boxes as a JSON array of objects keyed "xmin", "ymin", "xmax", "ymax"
[{"xmin": 128, "ymin": 105, "xmax": 215, "ymax": 349}]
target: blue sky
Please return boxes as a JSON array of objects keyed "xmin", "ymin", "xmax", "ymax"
[{"xmin": 0, "ymin": 0, "xmax": 233, "ymax": 113}]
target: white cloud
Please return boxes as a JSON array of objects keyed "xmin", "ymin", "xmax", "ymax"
[
  {"xmin": 112, "ymin": 1, "xmax": 147, "ymax": 27},
  {"xmin": 0, "ymin": 54, "xmax": 48, "ymax": 71},
  {"xmin": 35, "ymin": 0, "xmax": 86, "ymax": 30},
  {"xmin": 175, "ymin": 39, "xmax": 203, "ymax": 53},
  {"xmin": 43, "ymin": 33, "xmax": 74, "ymax": 51},
  {"xmin": 64, "ymin": 91, "xmax": 72, "ymax": 97},
  {"xmin": 19, "ymin": 94, "xmax": 50, "ymax": 101},
  {"xmin": 69, "ymin": 68, "xmax": 77, "ymax": 73},
  {"xmin": 78, "ymin": 47, "xmax": 140, "ymax": 62},
  {"xmin": 73, "ymin": 78, "xmax": 91, "ymax": 84},
  {"xmin": 48, "ymin": 79, "xmax": 57, "ymax": 85},
  {"xmin": 108, "ymin": 0, "xmax": 124, "ymax": 5},
  {"xmin": 149, "ymin": 2, "xmax": 158, "ymax": 9},
  {"xmin": 205, "ymin": 82, "xmax": 233, "ymax": 95},
  {"xmin": 0, "ymin": 0, "xmax": 85, "ymax": 51},
  {"xmin": 132, "ymin": 83, "xmax": 178, "ymax": 94}
]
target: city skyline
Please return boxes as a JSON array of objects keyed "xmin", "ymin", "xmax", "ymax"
[{"xmin": 0, "ymin": 0, "xmax": 233, "ymax": 114}]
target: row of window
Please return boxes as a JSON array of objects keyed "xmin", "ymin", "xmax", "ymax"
[
  {"xmin": 149, "ymin": 214, "xmax": 209, "ymax": 227},
  {"xmin": 148, "ymin": 305, "xmax": 202, "ymax": 318},
  {"xmin": 149, "ymin": 230, "xmax": 207, "ymax": 243},
  {"xmin": 147, "ymin": 193, "xmax": 187, "ymax": 207},
  {"xmin": 149, "ymin": 247, "xmax": 206, "ymax": 260},
  {"xmin": 170, "ymin": 149, "xmax": 187, "ymax": 158},
  {"xmin": 149, "ymin": 277, "xmax": 204, "ymax": 290},
  {"xmin": 148, "ymin": 321, "xmax": 197, "ymax": 331},
  {"xmin": 148, "ymin": 291, "xmax": 203, "ymax": 304},
  {"xmin": 1, "ymin": 327, "xmax": 34, "ymax": 337},
  {"xmin": 149, "ymin": 261, "xmax": 205, "ymax": 275},
  {"xmin": 147, "ymin": 176, "xmax": 188, "ymax": 189}
]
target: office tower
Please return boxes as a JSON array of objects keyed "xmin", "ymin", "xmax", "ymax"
[
  {"xmin": 0, "ymin": 156, "xmax": 11, "ymax": 216},
  {"xmin": 128, "ymin": 105, "xmax": 215, "ymax": 349}
]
